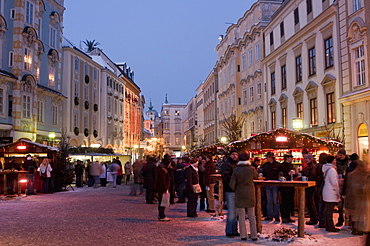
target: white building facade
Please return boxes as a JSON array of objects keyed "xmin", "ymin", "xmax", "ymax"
[{"xmin": 263, "ymin": 0, "xmax": 342, "ymax": 138}]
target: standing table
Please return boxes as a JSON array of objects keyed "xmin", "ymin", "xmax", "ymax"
[
  {"xmin": 254, "ymin": 180, "xmax": 316, "ymax": 238},
  {"xmin": 210, "ymin": 174, "xmax": 223, "ymax": 215}
]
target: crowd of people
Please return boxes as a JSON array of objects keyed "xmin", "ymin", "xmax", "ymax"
[{"xmin": 117, "ymin": 148, "xmax": 370, "ymax": 244}]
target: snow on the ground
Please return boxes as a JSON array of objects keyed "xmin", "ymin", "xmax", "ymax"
[{"xmin": 205, "ymin": 213, "xmax": 365, "ymax": 245}]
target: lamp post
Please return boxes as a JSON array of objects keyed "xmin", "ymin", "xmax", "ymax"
[
  {"xmin": 292, "ymin": 118, "xmax": 303, "ymax": 131},
  {"xmin": 48, "ymin": 132, "xmax": 56, "ymax": 147},
  {"xmin": 220, "ymin": 136, "xmax": 227, "ymax": 144}
]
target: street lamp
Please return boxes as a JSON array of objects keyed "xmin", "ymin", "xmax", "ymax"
[
  {"xmin": 48, "ymin": 132, "xmax": 56, "ymax": 147},
  {"xmin": 292, "ymin": 118, "xmax": 303, "ymax": 131},
  {"xmin": 220, "ymin": 136, "xmax": 227, "ymax": 143}
]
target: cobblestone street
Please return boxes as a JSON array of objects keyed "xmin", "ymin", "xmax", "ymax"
[{"xmin": 0, "ymin": 184, "xmax": 365, "ymax": 246}]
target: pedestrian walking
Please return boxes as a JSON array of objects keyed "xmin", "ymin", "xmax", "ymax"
[
  {"xmin": 107, "ymin": 160, "xmax": 120, "ymax": 188},
  {"xmin": 124, "ymin": 161, "xmax": 132, "ymax": 184},
  {"xmin": 99, "ymin": 162, "xmax": 107, "ymax": 187},
  {"xmin": 229, "ymin": 152, "xmax": 258, "ymax": 242},
  {"xmin": 90, "ymin": 160, "xmax": 102, "ymax": 188},
  {"xmin": 154, "ymin": 159, "xmax": 170, "ymax": 221},
  {"xmin": 130, "ymin": 159, "xmax": 144, "ymax": 196}
]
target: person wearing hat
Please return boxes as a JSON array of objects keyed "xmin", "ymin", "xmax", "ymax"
[
  {"xmin": 221, "ymin": 149, "xmax": 239, "ymax": 237},
  {"xmin": 335, "ymin": 148, "xmax": 348, "ymax": 227},
  {"xmin": 302, "ymin": 154, "xmax": 318, "ymax": 225},
  {"xmin": 230, "ymin": 152, "xmax": 258, "ymax": 241},
  {"xmin": 261, "ymin": 151, "xmax": 281, "ymax": 222},
  {"xmin": 278, "ymin": 152, "xmax": 295, "ymax": 223}
]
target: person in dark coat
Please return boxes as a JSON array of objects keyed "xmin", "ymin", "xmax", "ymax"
[
  {"xmin": 302, "ymin": 153, "xmax": 318, "ymax": 225},
  {"xmin": 74, "ymin": 160, "xmax": 84, "ymax": 187},
  {"xmin": 229, "ymin": 153, "xmax": 258, "ymax": 241},
  {"xmin": 316, "ymin": 152, "xmax": 328, "ymax": 228},
  {"xmin": 23, "ymin": 154, "xmax": 37, "ymax": 194},
  {"xmin": 204, "ymin": 154, "xmax": 216, "ymax": 213},
  {"xmin": 162, "ymin": 154, "xmax": 175, "ymax": 204},
  {"xmin": 154, "ymin": 161, "xmax": 170, "ymax": 221},
  {"xmin": 175, "ymin": 157, "xmax": 188, "ymax": 203},
  {"xmin": 278, "ymin": 152, "xmax": 295, "ymax": 223},
  {"xmin": 185, "ymin": 158, "xmax": 200, "ymax": 217},
  {"xmin": 343, "ymin": 159, "xmax": 366, "ymax": 235},
  {"xmin": 142, "ymin": 157, "xmax": 157, "ymax": 204},
  {"xmin": 261, "ymin": 151, "xmax": 280, "ymax": 221},
  {"xmin": 221, "ymin": 149, "xmax": 239, "ymax": 237},
  {"xmin": 335, "ymin": 148, "xmax": 349, "ymax": 227},
  {"xmin": 197, "ymin": 154, "xmax": 207, "ymax": 211}
]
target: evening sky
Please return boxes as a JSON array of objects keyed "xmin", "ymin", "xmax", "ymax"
[{"xmin": 63, "ymin": 0, "xmax": 255, "ymax": 113}]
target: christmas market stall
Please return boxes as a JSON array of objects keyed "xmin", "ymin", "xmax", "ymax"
[
  {"xmin": 0, "ymin": 139, "xmax": 59, "ymax": 195},
  {"xmin": 227, "ymin": 128, "xmax": 343, "ymax": 165},
  {"xmin": 187, "ymin": 142, "xmax": 228, "ymax": 158}
]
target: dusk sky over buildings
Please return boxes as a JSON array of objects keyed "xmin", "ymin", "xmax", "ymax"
[{"xmin": 63, "ymin": 0, "xmax": 255, "ymax": 112}]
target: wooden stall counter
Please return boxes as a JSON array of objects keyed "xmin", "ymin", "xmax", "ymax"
[
  {"xmin": 254, "ymin": 180, "xmax": 316, "ymax": 238},
  {"xmin": 0, "ymin": 170, "xmax": 27, "ymax": 196}
]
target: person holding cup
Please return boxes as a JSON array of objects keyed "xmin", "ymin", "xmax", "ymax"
[{"xmin": 301, "ymin": 154, "xmax": 318, "ymax": 225}]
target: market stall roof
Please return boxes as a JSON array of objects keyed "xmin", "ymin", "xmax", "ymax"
[
  {"xmin": 185, "ymin": 142, "xmax": 227, "ymax": 156},
  {"xmin": 227, "ymin": 128, "xmax": 343, "ymax": 152},
  {"xmin": 69, "ymin": 153, "xmax": 125, "ymax": 156},
  {"xmin": 0, "ymin": 139, "xmax": 59, "ymax": 152}
]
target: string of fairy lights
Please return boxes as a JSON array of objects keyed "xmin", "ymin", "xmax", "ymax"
[{"xmin": 186, "ymin": 128, "xmax": 343, "ymax": 157}]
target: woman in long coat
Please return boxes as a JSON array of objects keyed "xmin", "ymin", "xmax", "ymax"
[{"xmin": 229, "ymin": 153, "xmax": 258, "ymax": 241}]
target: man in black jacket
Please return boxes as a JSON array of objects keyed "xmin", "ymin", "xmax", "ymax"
[
  {"xmin": 278, "ymin": 153, "xmax": 295, "ymax": 223},
  {"xmin": 142, "ymin": 156, "xmax": 157, "ymax": 204},
  {"xmin": 262, "ymin": 152, "xmax": 281, "ymax": 222},
  {"xmin": 221, "ymin": 149, "xmax": 239, "ymax": 238}
]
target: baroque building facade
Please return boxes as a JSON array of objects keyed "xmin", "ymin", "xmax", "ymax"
[
  {"xmin": 62, "ymin": 42, "xmax": 142, "ymax": 155},
  {"xmin": 160, "ymin": 97, "xmax": 185, "ymax": 156},
  {"xmin": 215, "ymin": 0, "xmax": 282, "ymax": 142},
  {"xmin": 0, "ymin": 0, "xmax": 65, "ymax": 144},
  {"xmin": 263, "ymin": 0, "xmax": 342, "ymax": 136},
  {"xmin": 338, "ymin": 0, "xmax": 368, "ymax": 161}
]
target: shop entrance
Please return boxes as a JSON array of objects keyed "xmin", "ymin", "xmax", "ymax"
[{"xmin": 358, "ymin": 123, "xmax": 369, "ymax": 163}]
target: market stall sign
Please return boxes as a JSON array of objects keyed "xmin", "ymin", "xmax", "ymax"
[{"xmin": 270, "ymin": 139, "xmax": 293, "ymax": 149}]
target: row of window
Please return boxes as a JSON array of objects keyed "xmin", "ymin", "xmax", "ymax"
[
  {"xmin": 243, "ymin": 83, "xmax": 262, "ymax": 105},
  {"xmin": 270, "ymin": 36, "xmax": 334, "ymax": 95},
  {"xmin": 273, "ymin": 0, "xmax": 362, "ymax": 47},
  {"xmin": 270, "ymin": 92, "xmax": 335, "ymax": 129}
]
